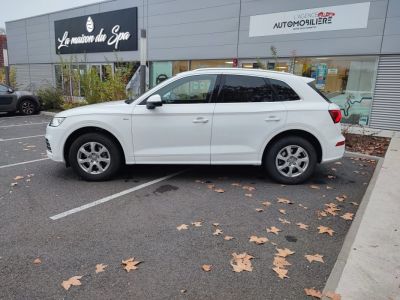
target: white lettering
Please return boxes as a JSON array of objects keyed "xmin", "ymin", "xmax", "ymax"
[{"xmin": 107, "ymin": 25, "xmax": 131, "ymax": 49}]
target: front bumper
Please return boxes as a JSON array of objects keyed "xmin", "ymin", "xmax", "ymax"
[{"xmin": 45, "ymin": 125, "xmax": 65, "ymax": 163}]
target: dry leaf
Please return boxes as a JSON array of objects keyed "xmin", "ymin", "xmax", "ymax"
[
  {"xmin": 276, "ymin": 248, "xmax": 295, "ymax": 258},
  {"xmin": 277, "ymin": 197, "xmax": 292, "ymax": 204},
  {"xmin": 224, "ymin": 236, "xmax": 234, "ymax": 241},
  {"xmin": 242, "ymin": 185, "xmax": 255, "ymax": 191},
  {"xmin": 207, "ymin": 184, "xmax": 215, "ymax": 189},
  {"xmin": 298, "ymin": 203, "xmax": 308, "ymax": 209},
  {"xmin": 278, "ymin": 209, "xmax": 286, "ymax": 215},
  {"xmin": 279, "ymin": 218, "xmax": 290, "ymax": 224},
  {"xmin": 245, "ymin": 193, "xmax": 253, "ymax": 197},
  {"xmin": 231, "ymin": 183, "xmax": 241, "ymax": 187},
  {"xmin": 33, "ymin": 258, "xmax": 41, "ymax": 264},
  {"xmin": 122, "ymin": 257, "xmax": 141, "ymax": 272},
  {"xmin": 272, "ymin": 267, "xmax": 289, "ymax": 279},
  {"xmin": 95, "ymin": 263, "xmax": 107, "ymax": 273},
  {"xmin": 325, "ymin": 291, "xmax": 342, "ymax": 300},
  {"xmin": 213, "ymin": 228, "xmax": 223, "ymax": 236},
  {"xmin": 191, "ymin": 221, "xmax": 202, "ymax": 227},
  {"xmin": 341, "ymin": 212, "xmax": 354, "ymax": 220},
  {"xmin": 180, "ymin": 289, "xmax": 187, "ymax": 294},
  {"xmin": 255, "ymin": 208, "xmax": 264, "ymax": 212},
  {"xmin": 13, "ymin": 176, "xmax": 24, "ymax": 180},
  {"xmin": 310, "ymin": 185, "xmax": 320, "ymax": 189},
  {"xmin": 212, "ymin": 223, "xmax": 220, "ymax": 227},
  {"xmin": 327, "ymin": 175, "xmax": 336, "ymax": 179},
  {"xmin": 195, "ymin": 179, "xmax": 205, "ymax": 183},
  {"xmin": 214, "ymin": 188, "xmax": 225, "ymax": 193},
  {"xmin": 334, "ymin": 161, "xmax": 342, "ymax": 165},
  {"xmin": 61, "ymin": 276, "xmax": 82, "ymax": 291},
  {"xmin": 10, "ymin": 182, "xmax": 18, "ymax": 187},
  {"xmin": 304, "ymin": 288, "xmax": 322, "ymax": 298},
  {"xmin": 350, "ymin": 202, "xmax": 359, "ymax": 206},
  {"xmin": 266, "ymin": 226, "xmax": 281, "ymax": 235},
  {"xmin": 177, "ymin": 224, "xmax": 189, "ymax": 231},
  {"xmin": 317, "ymin": 225, "xmax": 335, "ymax": 236},
  {"xmin": 324, "ymin": 207, "xmax": 339, "ymax": 216},
  {"xmin": 262, "ymin": 201, "xmax": 272, "ymax": 207},
  {"xmin": 230, "ymin": 252, "xmax": 254, "ymax": 272},
  {"xmin": 249, "ymin": 235, "xmax": 268, "ymax": 245},
  {"xmin": 201, "ymin": 264, "xmax": 212, "ymax": 272},
  {"xmin": 326, "ymin": 186, "xmax": 333, "ymax": 190},
  {"xmin": 305, "ymin": 254, "xmax": 324, "ymax": 263},
  {"xmin": 273, "ymin": 256, "xmax": 291, "ymax": 268},
  {"xmin": 296, "ymin": 223, "xmax": 309, "ymax": 230}
]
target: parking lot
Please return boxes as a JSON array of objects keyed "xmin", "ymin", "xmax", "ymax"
[{"xmin": 0, "ymin": 113, "xmax": 377, "ymax": 299}]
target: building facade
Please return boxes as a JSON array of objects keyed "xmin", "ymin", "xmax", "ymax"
[{"xmin": 5, "ymin": 0, "xmax": 400, "ymax": 130}]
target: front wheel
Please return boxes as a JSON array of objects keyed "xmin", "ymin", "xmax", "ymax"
[
  {"xmin": 19, "ymin": 99, "xmax": 38, "ymax": 115},
  {"xmin": 264, "ymin": 136, "xmax": 317, "ymax": 184},
  {"xmin": 68, "ymin": 133, "xmax": 122, "ymax": 181}
]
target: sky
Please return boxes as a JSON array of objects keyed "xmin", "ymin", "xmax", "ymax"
[{"xmin": 0, "ymin": 0, "xmax": 106, "ymax": 29}]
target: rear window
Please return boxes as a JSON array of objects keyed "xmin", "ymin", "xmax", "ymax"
[
  {"xmin": 269, "ymin": 79, "xmax": 300, "ymax": 101},
  {"xmin": 308, "ymin": 81, "xmax": 331, "ymax": 103}
]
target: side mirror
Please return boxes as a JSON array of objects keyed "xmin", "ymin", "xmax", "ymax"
[
  {"xmin": 7, "ymin": 88, "xmax": 14, "ymax": 93},
  {"xmin": 146, "ymin": 94, "xmax": 162, "ymax": 109}
]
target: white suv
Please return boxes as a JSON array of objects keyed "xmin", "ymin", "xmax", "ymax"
[{"xmin": 46, "ymin": 68, "xmax": 345, "ymax": 184}]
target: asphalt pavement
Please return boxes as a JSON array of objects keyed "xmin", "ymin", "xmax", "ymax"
[{"xmin": 0, "ymin": 113, "xmax": 377, "ymax": 300}]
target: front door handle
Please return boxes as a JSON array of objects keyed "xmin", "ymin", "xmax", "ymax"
[
  {"xmin": 192, "ymin": 117, "xmax": 209, "ymax": 124},
  {"xmin": 265, "ymin": 116, "xmax": 281, "ymax": 122}
]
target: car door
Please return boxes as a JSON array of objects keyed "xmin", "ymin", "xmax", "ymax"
[
  {"xmin": 0, "ymin": 84, "xmax": 17, "ymax": 112},
  {"xmin": 132, "ymin": 74, "xmax": 218, "ymax": 164},
  {"xmin": 211, "ymin": 74, "xmax": 287, "ymax": 164}
]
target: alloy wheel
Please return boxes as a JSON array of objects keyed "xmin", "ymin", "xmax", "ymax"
[
  {"xmin": 275, "ymin": 145, "xmax": 309, "ymax": 178},
  {"xmin": 77, "ymin": 142, "xmax": 111, "ymax": 175}
]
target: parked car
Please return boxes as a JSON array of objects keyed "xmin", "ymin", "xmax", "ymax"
[
  {"xmin": 46, "ymin": 68, "xmax": 345, "ymax": 184},
  {"xmin": 0, "ymin": 83, "xmax": 41, "ymax": 115}
]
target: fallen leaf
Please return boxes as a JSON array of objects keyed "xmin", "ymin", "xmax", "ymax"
[
  {"xmin": 33, "ymin": 258, "xmax": 41, "ymax": 264},
  {"xmin": 231, "ymin": 183, "xmax": 241, "ymax": 187},
  {"xmin": 195, "ymin": 179, "xmax": 205, "ymax": 183},
  {"xmin": 249, "ymin": 235, "xmax": 268, "ymax": 245},
  {"xmin": 276, "ymin": 248, "xmax": 295, "ymax": 258},
  {"xmin": 325, "ymin": 291, "xmax": 342, "ymax": 300},
  {"xmin": 304, "ymin": 288, "xmax": 322, "ymax": 298},
  {"xmin": 277, "ymin": 197, "xmax": 292, "ymax": 204},
  {"xmin": 201, "ymin": 264, "xmax": 212, "ymax": 272},
  {"xmin": 214, "ymin": 188, "xmax": 225, "ymax": 193},
  {"xmin": 310, "ymin": 185, "xmax": 320, "ymax": 189},
  {"xmin": 272, "ymin": 267, "xmax": 289, "ymax": 279},
  {"xmin": 230, "ymin": 252, "xmax": 254, "ymax": 272},
  {"xmin": 296, "ymin": 222, "xmax": 309, "ymax": 230},
  {"xmin": 340, "ymin": 212, "xmax": 354, "ymax": 220},
  {"xmin": 327, "ymin": 175, "xmax": 336, "ymax": 179},
  {"xmin": 10, "ymin": 182, "xmax": 18, "ymax": 187},
  {"xmin": 177, "ymin": 224, "xmax": 189, "ymax": 231},
  {"xmin": 324, "ymin": 207, "xmax": 339, "ymax": 216},
  {"xmin": 305, "ymin": 254, "xmax": 324, "ymax": 263},
  {"xmin": 207, "ymin": 184, "xmax": 215, "ymax": 189},
  {"xmin": 242, "ymin": 185, "xmax": 255, "ymax": 191},
  {"xmin": 224, "ymin": 236, "xmax": 234, "ymax": 241},
  {"xmin": 279, "ymin": 218, "xmax": 290, "ymax": 224},
  {"xmin": 298, "ymin": 203, "xmax": 308, "ymax": 209},
  {"xmin": 180, "ymin": 289, "xmax": 187, "ymax": 294},
  {"xmin": 191, "ymin": 221, "xmax": 202, "ymax": 227},
  {"xmin": 266, "ymin": 226, "xmax": 281, "ymax": 235},
  {"xmin": 273, "ymin": 256, "xmax": 291, "ymax": 268},
  {"xmin": 95, "ymin": 263, "xmax": 107, "ymax": 273},
  {"xmin": 326, "ymin": 186, "xmax": 333, "ymax": 190},
  {"xmin": 262, "ymin": 201, "xmax": 272, "ymax": 207},
  {"xmin": 245, "ymin": 193, "xmax": 253, "ymax": 197},
  {"xmin": 317, "ymin": 225, "xmax": 335, "ymax": 236},
  {"xmin": 212, "ymin": 223, "xmax": 220, "ymax": 227},
  {"xmin": 61, "ymin": 276, "xmax": 82, "ymax": 291},
  {"xmin": 334, "ymin": 161, "xmax": 342, "ymax": 165},
  {"xmin": 350, "ymin": 202, "xmax": 359, "ymax": 206},
  {"xmin": 13, "ymin": 176, "xmax": 24, "ymax": 180},
  {"xmin": 278, "ymin": 209, "xmax": 286, "ymax": 215},
  {"xmin": 122, "ymin": 257, "xmax": 141, "ymax": 272},
  {"xmin": 213, "ymin": 228, "xmax": 223, "ymax": 236},
  {"xmin": 255, "ymin": 208, "xmax": 264, "ymax": 212},
  {"xmin": 317, "ymin": 211, "xmax": 328, "ymax": 218}
]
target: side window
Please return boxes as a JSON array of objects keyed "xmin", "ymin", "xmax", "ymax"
[
  {"xmin": 0, "ymin": 84, "xmax": 8, "ymax": 93},
  {"xmin": 219, "ymin": 75, "xmax": 274, "ymax": 103},
  {"xmin": 156, "ymin": 75, "xmax": 217, "ymax": 104},
  {"xmin": 270, "ymin": 79, "xmax": 300, "ymax": 101}
]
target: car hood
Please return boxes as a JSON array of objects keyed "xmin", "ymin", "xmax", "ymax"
[
  {"xmin": 56, "ymin": 100, "xmax": 132, "ymax": 117},
  {"xmin": 15, "ymin": 90, "xmax": 35, "ymax": 97}
]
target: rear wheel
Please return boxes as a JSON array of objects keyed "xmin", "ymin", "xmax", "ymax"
[
  {"xmin": 19, "ymin": 99, "xmax": 38, "ymax": 115},
  {"xmin": 68, "ymin": 133, "xmax": 122, "ymax": 181},
  {"xmin": 264, "ymin": 136, "xmax": 317, "ymax": 184}
]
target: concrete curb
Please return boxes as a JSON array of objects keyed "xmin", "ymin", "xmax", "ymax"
[
  {"xmin": 322, "ymin": 152, "xmax": 384, "ymax": 298},
  {"xmin": 40, "ymin": 111, "xmax": 58, "ymax": 117}
]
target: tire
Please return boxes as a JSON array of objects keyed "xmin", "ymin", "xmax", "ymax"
[
  {"xmin": 19, "ymin": 99, "xmax": 38, "ymax": 115},
  {"xmin": 68, "ymin": 133, "xmax": 122, "ymax": 181},
  {"xmin": 264, "ymin": 136, "xmax": 317, "ymax": 185}
]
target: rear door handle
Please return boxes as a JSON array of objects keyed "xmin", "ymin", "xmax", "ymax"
[
  {"xmin": 265, "ymin": 116, "xmax": 280, "ymax": 122},
  {"xmin": 192, "ymin": 117, "xmax": 209, "ymax": 124}
]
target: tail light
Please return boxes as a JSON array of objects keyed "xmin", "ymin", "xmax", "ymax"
[{"xmin": 329, "ymin": 109, "xmax": 342, "ymax": 124}]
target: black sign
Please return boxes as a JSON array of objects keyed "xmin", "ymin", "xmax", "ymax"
[{"xmin": 54, "ymin": 8, "xmax": 138, "ymax": 54}]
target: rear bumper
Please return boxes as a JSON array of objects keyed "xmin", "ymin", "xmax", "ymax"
[{"xmin": 321, "ymin": 135, "xmax": 345, "ymax": 164}]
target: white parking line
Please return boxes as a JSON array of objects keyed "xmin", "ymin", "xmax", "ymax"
[
  {"xmin": 0, "ymin": 122, "xmax": 49, "ymax": 128},
  {"xmin": 50, "ymin": 170, "xmax": 187, "ymax": 220},
  {"xmin": 0, "ymin": 158, "xmax": 49, "ymax": 169},
  {"xmin": 0, "ymin": 134, "xmax": 45, "ymax": 141}
]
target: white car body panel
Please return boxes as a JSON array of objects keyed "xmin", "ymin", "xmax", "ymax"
[{"xmin": 46, "ymin": 68, "xmax": 345, "ymax": 169}]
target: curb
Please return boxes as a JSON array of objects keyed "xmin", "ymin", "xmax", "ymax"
[
  {"xmin": 40, "ymin": 111, "xmax": 58, "ymax": 117},
  {"xmin": 322, "ymin": 152, "xmax": 384, "ymax": 298}
]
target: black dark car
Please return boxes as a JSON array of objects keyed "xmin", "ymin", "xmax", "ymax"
[{"xmin": 0, "ymin": 83, "xmax": 41, "ymax": 115}]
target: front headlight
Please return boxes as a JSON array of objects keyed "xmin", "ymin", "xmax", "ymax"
[{"xmin": 49, "ymin": 117, "xmax": 66, "ymax": 127}]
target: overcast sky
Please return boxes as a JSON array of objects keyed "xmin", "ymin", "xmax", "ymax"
[{"xmin": 0, "ymin": 0, "xmax": 105, "ymax": 29}]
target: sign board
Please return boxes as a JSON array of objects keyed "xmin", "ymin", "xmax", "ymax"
[
  {"xmin": 54, "ymin": 8, "xmax": 138, "ymax": 54},
  {"xmin": 249, "ymin": 2, "xmax": 370, "ymax": 37}
]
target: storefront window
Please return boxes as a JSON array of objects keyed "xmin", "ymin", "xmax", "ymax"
[
  {"xmin": 294, "ymin": 56, "xmax": 377, "ymax": 125},
  {"xmin": 190, "ymin": 59, "xmax": 233, "ymax": 70},
  {"xmin": 150, "ymin": 61, "xmax": 173, "ymax": 87},
  {"xmin": 239, "ymin": 59, "xmax": 290, "ymax": 72}
]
